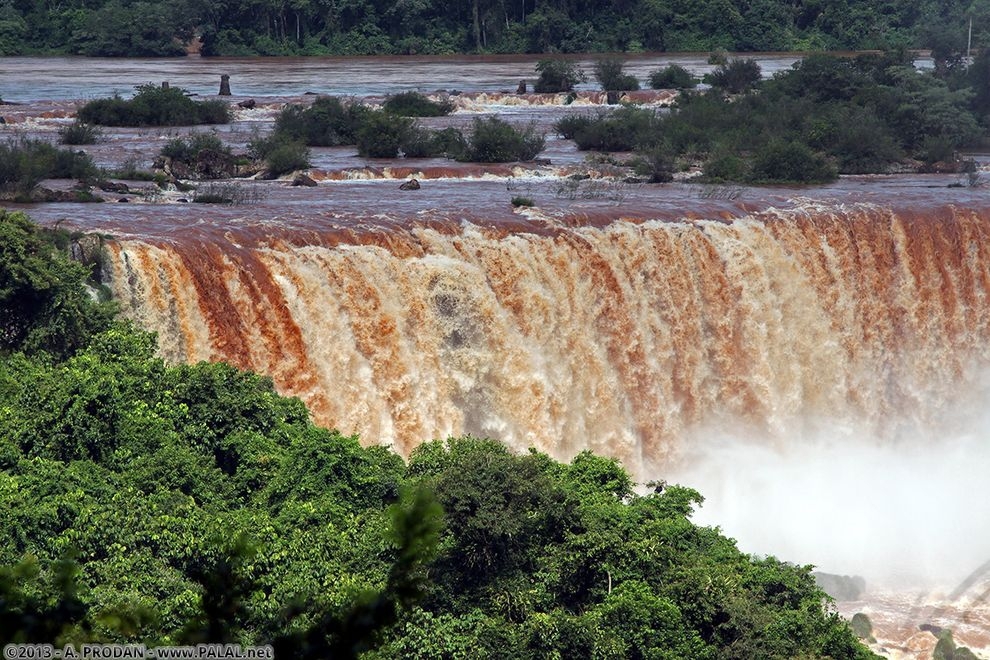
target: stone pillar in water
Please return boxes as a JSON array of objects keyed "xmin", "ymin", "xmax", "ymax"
[{"xmin": 219, "ymin": 75, "xmax": 231, "ymax": 96}]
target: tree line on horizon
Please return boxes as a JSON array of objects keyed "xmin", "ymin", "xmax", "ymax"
[{"xmin": 0, "ymin": 0, "xmax": 987, "ymax": 57}]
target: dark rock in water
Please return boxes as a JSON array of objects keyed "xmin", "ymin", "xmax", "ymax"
[
  {"xmin": 237, "ymin": 99, "xmax": 256, "ymax": 109},
  {"xmin": 517, "ymin": 80, "xmax": 527, "ymax": 94},
  {"xmin": 292, "ymin": 173, "xmax": 318, "ymax": 187},
  {"xmin": 920, "ymin": 623, "xmax": 944, "ymax": 637},
  {"xmin": 569, "ymin": 173, "xmax": 591, "ymax": 181},
  {"xmin": 99, "ymin": 181, "xmax": 130, "ymax": 193},
  {"xmin": 219, "ymin": 74, "xmax": 231, "ymax": 96},
  {"xmin": 812, "ymin": 572, "xmax": 866, "ymax": 601},
  {"xmin": 0, "ymin": 116, "xmax": 5, "ymax": 123},
  {"xmin": 532, "ymin": 158, "xmax": 552, "ymax": 165},
  {"xmin": 624, "ymin": 176, "xmax": 648, "ymax": 184},
  {"xmin": 117, "ymin": 197, "xmax": 129, "ymax": 202},
  {"xmin": 399, "ymin": 179, "xmax": 421, "ymax": 190}
]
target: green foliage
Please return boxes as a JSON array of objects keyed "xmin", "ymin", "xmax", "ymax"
[
  {"xmin": 457, "ymin": 117, "xmax": 545, "ymax": 163},
  {"xmin": 58, "ymin": 121, "xmax": 102, "ymax": 145},
  {"xmin": 649, "ymin": 64, "xmax": 697, "ymax": 90},
  {"xmin": 355, "ymin": 110, "xmax": 419, "ymax": 158},
  {"xmin": 534, "ymin": 59, "xmax": 586, "ymax": 93},
  {"xmin": 2, "ymin": 0, "xmax": 990, "ymax": 57},
  {"xmin": 273, "ymin": 96, "xmax": 369, "ymax": 147},
  {"xmin": 510, "ymin": 196, "xmax": 534, "ymax": 207},
  {"xmin": 381, "ymin": 92, "xmax": 454, "ymax": 117},
  {"xmin": 749, "ymin": 140, "xmax": 837, "ymax": 184},
  {"xmin": 0, "ymin": 138, "xmax": 97, "ymax": 193},
  {"xmin": 160, "ymin": 132, "xmax": 228, "ymax": 163},
  {"xmin": 559, "ymin": 53, "xmax": 987, "ymax": 181},
  {"xmin": 570, "ymin": 107, "xmax": 663, "ymax": 152},
  {"xmin": 593, "ymin": 57, "xmax": 640, "ymax": 91},
  {"xmin": 77, "ymin": 85, "xmax": 231, "ymax": 127},
  {"xmin": 707, "ymin": 58, "xmax": 763, "ymax": 94},
  {"xmin": 0, "ymin": 211, "xmax": 115, "ymax": 358},
  {"xmin": 248, "ymin": 133, "xmax": 311, "ymax": 176}
]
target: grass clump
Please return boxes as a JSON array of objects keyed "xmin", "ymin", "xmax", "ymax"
[
  {"xmin": 382, "ymin": 92, "xmax": 454, "ymax": 117},
  {"xmin": 649, "ymin": 65, "xmax": 697, "ymax": 90},
  {"xmin": 58, "ymin": 121, "xmax": 103, "ymax": 145},
  {"xmin": 457, "ymin": 117, "xmax": 545, "ymax": 163},
  {"xmin": 77, "ymin": 84, "xmax": 231, "ymax": 127}
]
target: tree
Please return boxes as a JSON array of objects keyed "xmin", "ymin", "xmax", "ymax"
[
  {"xmin": 534, "ymin": 58, "xmax": 586, "ymax": 93},
  {"xmin": 0, "ymin": 211, "xmax": 115, "ymax": 359}
]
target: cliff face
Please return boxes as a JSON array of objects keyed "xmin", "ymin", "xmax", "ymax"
[{"xmin": 104, "ymin": 201, "xmax": 990, "ymax": 471}]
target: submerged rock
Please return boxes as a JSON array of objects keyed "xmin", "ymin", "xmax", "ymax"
[{"xmin": 399, "ymin": 179, "xmax": 421, "ymax": 190}]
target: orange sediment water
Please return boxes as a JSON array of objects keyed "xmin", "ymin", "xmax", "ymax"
[{"xmin": 103, "ymin": 200, "xmax": 990, "ymax": 469}]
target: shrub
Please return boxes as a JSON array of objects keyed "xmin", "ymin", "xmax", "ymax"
[
  {"xmin": 58, "ymin": 121, "xmax": 103, "ymax": 145},
  {"xmin": 570, "ymin": 107, "xmax": 662, "ymax": 152},
  {"xmin": 382, "ymin": 92, "xmax": 454, "ymax": 117},
  {"xmin": 458, "ymin": 117, "xmax": 545, "ymax": 162},
  {"xmin": 160, "ymin": 132, "xmax": 229, "ymax": 163},
  {"xmin": 511, "ymin": 196, "xmax": 534, "ymax": 207},
  {"xmin": 248, "ymin": 132, "xmax": 311, "ymax": 176},
  {"xmin": 706, "ymin": 58, "xmax": 762, "ymax": 94},
  {"xmin": 355, "ymin": 110, "xmax": 419, "ymax": 158},
  {"xmin": 649, "ymin": 65, "xmax": 697, "ymax": 90},
  {"xmin": 554, "ymin": 114, "xmax": 594, "ymax": 139},
  {"xmin": 748, "ymin": 140, "xmax": 837, "ymax": 183},
  {"xmin": 274, "ymin": 96, "xmax": 369, "ymax": 146},
  {"xmin": 703, "ymin": 153, "xmax": 749, "ymax": 181},
  {"xmin": 632, "ymin": 146, "xmax": 674, "ymax": 182},
  {"xmin": 0, "ymin": 138, "xmax": 97, "ymax": 193},
  {"xmin": 77, "ymin": 84, "xmax": 231, "ymax": 126},
  {"xmin": 427, "ymin": 127, "xmax": 469, "ymax": 159},
  {"xmin": 593, "ymin": 57, "xmax": 640, "ymax": 92},
  {"xmin": 534, "ymin": 59, "xmax": 586, "ymax": 93}
]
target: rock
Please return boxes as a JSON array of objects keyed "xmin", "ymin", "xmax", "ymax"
[
  {"xmin": 0, "ymin": 117, "xmax": 5, "ymax": 123},
  {"xmin": 99, "ymin": 181, "xmax": 130, "ymax": 193},
  {"xmin": 237, "ymin": 99, "xmax": 256, "ymax": 109},
  {"xmin": 568, "ymin": 173, "xmax": 591, "ymax": 181},
  {"xmin": 219, "ymin": 74, "xmax": 231, "ymax": 96},
  {"xmin": 291, "ymin": 173, "xmax": 318, "ymax": 187},
  {"xmin": 812, "ymin": 572, "xmax": 866, "ymax": 601},
  {"xmin": 399, "ymin": 179, "xmax": 421, "ymax": 190},
  {"xmin": 117, "ymin": 197, "xmax": 129, "ymax": 202},
  {"xmin": 517, "ymin": 80, "xmax": 527, "ymax": 94},
  {"xmin": 624, "ymin": 176, "xmax": 647, "ymax": 184},
  {"xmin": 532, "ymin": 158, "xmax": 552, "ymax": 165}
]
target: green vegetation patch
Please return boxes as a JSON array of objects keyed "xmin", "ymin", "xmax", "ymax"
[{"xmin": 77, "ymin": 84, "xmax": 231, "ymax": 127}]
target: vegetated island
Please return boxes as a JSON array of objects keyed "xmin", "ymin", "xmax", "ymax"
[
  {"xmin": 2, "ymin": 50, "xmax": 988, "ymax": 205},
  {"xmin": 0, "ymin": 209, "xmax": 883, "ymax": 655},
  {"xmin": 0, "ymin": 0, "xmax": 985, "ymax": 56}
]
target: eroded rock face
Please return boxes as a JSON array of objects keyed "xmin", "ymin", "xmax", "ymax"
[{"xmin": 156, "ymin": 149, "xmax": 237, "ymax": 180}]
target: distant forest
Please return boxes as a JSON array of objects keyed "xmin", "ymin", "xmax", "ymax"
[{"xmin": 0, "ymin": 0, "xmax": 987, "ymax": 57}]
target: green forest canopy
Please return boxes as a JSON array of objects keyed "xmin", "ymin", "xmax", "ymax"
[
  {"xmin": 0, "ymin": 209, "xmax": 877, "ymax": 657},
  {"xmin": 0, "ymin": 0, "xmax": 988, "ymax": 56}
]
